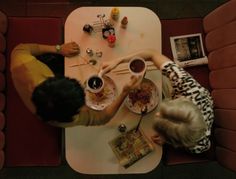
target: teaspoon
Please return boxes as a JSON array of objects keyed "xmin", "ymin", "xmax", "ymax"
[{"xmin": 135, "ymin": 106, "xmax": 148, "ymax": 132}]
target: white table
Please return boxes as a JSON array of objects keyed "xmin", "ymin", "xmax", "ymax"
[{"xmin": 64, "ymin": 7, "xmax": 162, "ymax": 174}]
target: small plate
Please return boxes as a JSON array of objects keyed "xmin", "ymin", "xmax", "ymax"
[
  {"xmin": 125, "ymin": 78, "xmax": 159, "ymax": 114},
  {"xmin": 85, "ymin": 76, "xmax": 117, "ymax": 110}
]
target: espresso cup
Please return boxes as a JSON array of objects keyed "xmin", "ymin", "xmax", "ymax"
[
  {"xmin": 86, "ymin": 75, "xmax": 104, "ymax": 93},
  {"xmin": 128, "ymin": 57, "xmax": 146, "ymax": 75}
]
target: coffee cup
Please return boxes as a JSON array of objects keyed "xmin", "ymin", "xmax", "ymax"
[
  {"xmin": 128, "ymin": 57, "xmax": 146, "ymax": 75},
  {"xmin": 86, "ymin": 75, "xmax": 104, "ymax": 93}
]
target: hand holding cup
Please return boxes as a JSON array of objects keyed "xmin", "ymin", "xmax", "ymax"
[{"xmin": 128, "ymin": 56, "xmax": 146, "ymax": 85}]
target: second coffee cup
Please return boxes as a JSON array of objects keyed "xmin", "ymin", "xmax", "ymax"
[{"xmin": 128, "ymin": 57, "xmax": 146, "ymax": 75}]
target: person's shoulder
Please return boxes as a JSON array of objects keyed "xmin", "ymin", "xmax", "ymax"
[
  {"xmin": 12, "ymin": 43, "xmax": 38, "ymax": 54},
  {"xmin": 11, "ymin": 43, "xmax": 32, "ymax": 58},
  {"xmin": 11, "ymin": 44, "xmax": 37, "ymax": 70},
  {"xmin": 12, "ymin": 43, "xmax": 29, "ymax": 51}
]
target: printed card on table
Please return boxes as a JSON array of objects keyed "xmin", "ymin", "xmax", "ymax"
[
  {"xmin": 109, "ymin": 128, "xmax": 154, "ymax": 168},
  {"xmin": 170, "ymin": 33, "xmax": 208, "ymax": 68}
]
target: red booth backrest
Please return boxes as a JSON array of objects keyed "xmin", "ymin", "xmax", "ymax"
[
  {"xmin": 5, "ymin": 17, "xmax": 62, "ymax": 167},
  {"xmin": 0, "ymin": 10, "xmax": 7, "ymax": 170},
  {"xmin": 203, "ymin": 0, "xmax": 236, "ymax": 172}
]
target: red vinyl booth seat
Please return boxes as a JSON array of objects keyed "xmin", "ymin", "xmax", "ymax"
[
  {"xmin": 161, "ymin": 1, "xmax": 236, "ymax": 172},
  {"xmin": 203, "ymin": 0, "xmax": 236, "ymax": 172},
  {"xmin": 5, "ymin": 17, "xmax": 63, "ymax": 167},
  {"xmin": 0, "ymin": 10, "xmax": 6, "ymax": 170}
]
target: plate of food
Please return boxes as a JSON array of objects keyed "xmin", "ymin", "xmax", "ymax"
[
  {"xmin": 125, "ymin": 78, "xmax": 159, "ymax": 114},
  {"xmin": 85, "ymin": 75, "xmax": 117, "ymax": 110}
]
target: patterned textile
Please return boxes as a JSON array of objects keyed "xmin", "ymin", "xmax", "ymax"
[{"xmin": 161, "ymin": 61, "xmax": 214, "ymax": 153}]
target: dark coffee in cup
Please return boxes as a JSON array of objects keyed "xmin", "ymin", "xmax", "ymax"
[
  {"xmin": 87, "ymin": 75, "xmax": 104, "ymax": 93},
  {"xmin": 129, "ymin": 57, "xmax": 146, "ymax": 74},
  {"xmin": 88, "ymin": 76, "xmax": 103, "ymax": 89}
]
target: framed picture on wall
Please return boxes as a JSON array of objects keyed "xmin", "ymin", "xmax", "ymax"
[{"xmin": 170, "ymin": 33, "xmax": 208, "ymax": 68}]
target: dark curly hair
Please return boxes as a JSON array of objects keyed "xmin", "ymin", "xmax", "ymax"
[{"xmin": 32, "ymin": 76, "xmax": 85, "ymax": 123}]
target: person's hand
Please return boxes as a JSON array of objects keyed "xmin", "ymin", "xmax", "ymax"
[
  {"xmin": 99, "ymin": 61, "xmax": 120, "ymax": 77},
  {"xmin": 151, "ymin": 135, "xmax": 165, "ymax": 146},
  {"xmin": 122, "ymin": 75, "xmax": 143, "ymax": 94},
  {"xmin": 60, "ymin": 42, "xmax": 80, "ymax": 57},
  {"xmin": 151, "ymin": 133, "xmax": 165, "ymax": 146}
]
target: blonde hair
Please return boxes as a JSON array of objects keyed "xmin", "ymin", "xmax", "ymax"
[{"xmin": 153, "ymin": 97, "xmax": 206, "ymax": 148}]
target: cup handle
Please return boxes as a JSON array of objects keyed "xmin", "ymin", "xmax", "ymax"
[{"xmin": 98, "ymin": 69, "xmax": 104, "ymax": 77}]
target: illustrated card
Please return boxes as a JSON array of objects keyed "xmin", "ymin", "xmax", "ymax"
[{"xmin": 109, "ymin": 128, "xmax": 154, "ymax": 168}]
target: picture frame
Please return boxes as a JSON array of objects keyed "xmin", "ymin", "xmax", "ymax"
[{"xmin": 170, "ymin": 33, "xmax": 208, "ymax": 67}]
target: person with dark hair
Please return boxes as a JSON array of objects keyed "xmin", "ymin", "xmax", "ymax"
[
  {"xmin": 11, "ymin": 43, "xmax": 141, "ymax": 127},
  {"xmin": 32, "ymin": 76, "xmax": 85, "ymax": 123}
]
